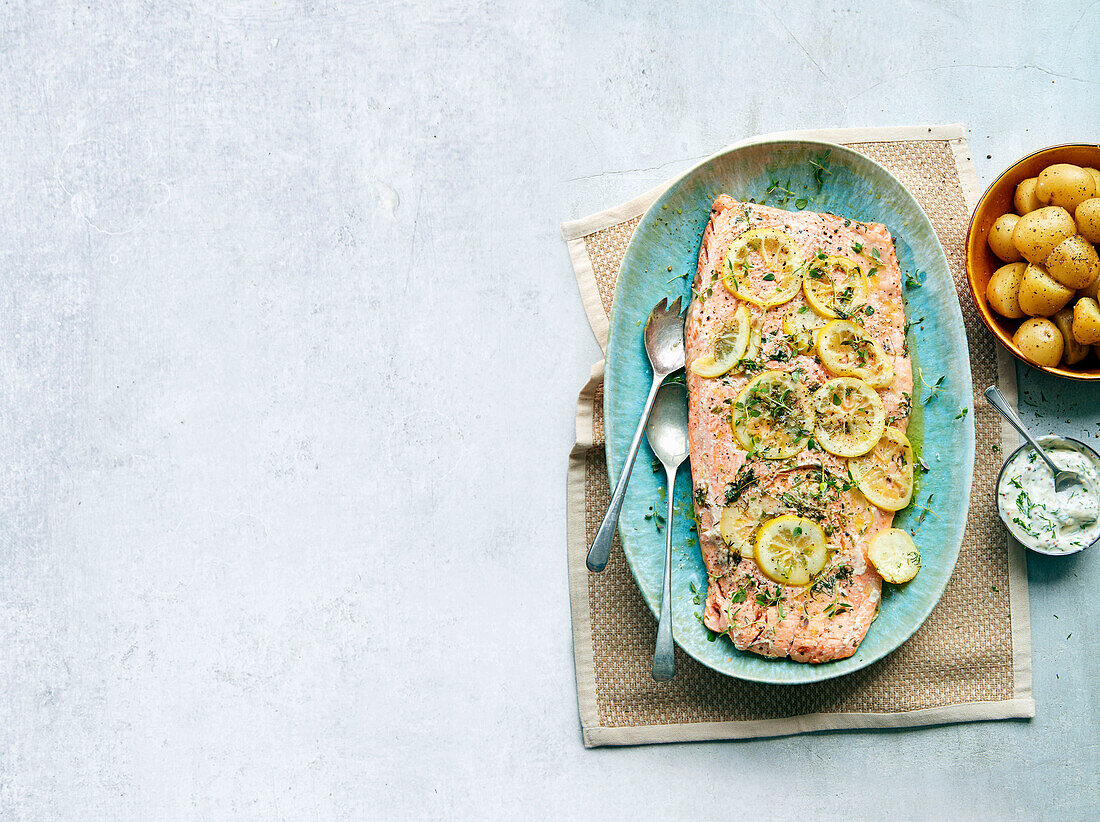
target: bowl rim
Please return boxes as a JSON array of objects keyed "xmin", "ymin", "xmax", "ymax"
[
  {"xmin": 964, "ymin": 142, "xmax": 1100, "ymax": 382},
  {"xmin": 995, "ymin": 434, "xmax": 1100, "ymax": 556}
]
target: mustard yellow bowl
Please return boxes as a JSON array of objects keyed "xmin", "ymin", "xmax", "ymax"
[{"xmin": 965, "ymin": 143, "xmax": 1100, "ymax": 380}]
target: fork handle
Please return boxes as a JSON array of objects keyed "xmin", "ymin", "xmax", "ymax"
[
  {"xmin": 983, "ymin": 385, "xmax": 1061, "ymax": 478},
  {"xmin": 587, "ymin": 376, "xmax": 663, "ymax": 572}
]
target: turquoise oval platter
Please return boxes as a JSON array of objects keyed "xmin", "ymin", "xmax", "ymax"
[{"xmin": 603, "ymin": 139, "xmax": 975, "ymax": 684}]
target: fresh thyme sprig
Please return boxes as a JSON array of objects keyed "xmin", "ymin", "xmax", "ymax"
[
  {"xmin": 913, "ymin": 493, "xmax": 939, "ymax": 526},
  {"xmin": 810, "ymin": 150, "xmax": 831, "ymax": 193},
  {"xmin": 723, "ymin": 465, "xmax": 757, "ymax": 505},
  {"xmin": 644, "ymin": 503, "xmax": 666, "ymax": 531},
  {"xmin": 917, "ymin": 368, "xmax": 945, "ymax": 404}
]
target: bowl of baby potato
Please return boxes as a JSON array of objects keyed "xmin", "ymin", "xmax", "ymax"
[{"xmin": 966, "ymin": 143, "xmax": 1100, "ymax": 379}]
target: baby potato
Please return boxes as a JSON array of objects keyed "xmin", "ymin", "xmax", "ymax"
[
  {"xmin": 985, "ymin": 261, "xmax": 1028, "ymax": 319},
  {"xmin": 1052, "ymin": 307, "xmax": 1089, "ymax": 365},
  {"xmin": 1011, "ymin": 206, "xmax": 1077, "ymax": 264},
  {"xmin": 1079, "ymin": 277, "xmax": 1100, "ymax": 301},
  {"xmin": 1073, "ymin": 297, "xmax": 1100, "ymax": 345},
  {"xmin": 1036, "ymin": 163, "xmax": 1097, "ymax": 211},
  {"xmin": 1013, "ymin": 317, "xmax": 1064, "ymax": 367},
  {"xmin": 1046, "ymin": 235, "xmax": 1100, "ymax": 290},
  {"xmin": 1014, "ymin": 177, "xmax": 1042, "ymax": 215},
  {"xmin": 1075, "ymin": 198, "xmax": 1100, "ymax": 244},
  {"xmin": 1017, "ymin": 263, "xmax": 1074, "ymax": 317},
  {"xmin": 1085, "ymin": 168, "xmax": 1100, "ymax": 193},
  {"xmin": 987, "ymin": 214, "xmax": 1023, "ymax": 262}
]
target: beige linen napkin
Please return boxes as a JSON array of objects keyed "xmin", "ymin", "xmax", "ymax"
[{"xmin": 563, "ymin": 125, "xmax": 1033, "ymax": 747}]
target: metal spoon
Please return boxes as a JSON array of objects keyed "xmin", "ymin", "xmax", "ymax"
[
  {"xmin": 983, "ymin": 385, "xmax": 1086, "ymax": 492},
  {"xmin": 586, "ymin": 296, "xmax": 686, "ymax": 572},
  {"xmin": 646, "ymin": 381, "xmax": 690, "ymax": 682}
]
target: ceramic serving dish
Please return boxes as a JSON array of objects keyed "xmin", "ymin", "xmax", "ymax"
[{"xmin": 604, "ymin": 138, "xmax": 974, "ymax": 684}]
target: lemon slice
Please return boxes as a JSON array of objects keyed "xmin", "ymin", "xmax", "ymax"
[
  {"xmin": 720, "ymin": 504, "xmax": 757, "ymax": 558},
  {"xmin": 731, "ymin": 370, "xmax": 814, "ymax": 459},
  {"xmin": 816, "ymin": 319, "xmax": 895, "ymax": 388},
  {"xmin": 782, "ymin": 306, "xmax": 825, "ymax": 355},
  {"xmin": 848, "ymin": 428, "xmax": 914, "ymax": 511},
  {"xmin": 690, "ymin": 305, "xmax": 751, "ymax": 377},
  {"xmin": 848, "ymin": 488, "xmax": 876, "ymax": 536},
  {"xmin": 804, "ymin": 256, "xmax": 870, "ymax": 318},
  {"xmin": 721, "ymin": 229, "xmax": 804, "ymax": 307},
  {"xmin": 868, "ymin": 528, "xmax": 921, "ymax": 583},
  {"xmin": 720, "ymin": 491, "xmax": 781, "ymax": 560},
  {"xmin": 743, "ymin": 311, "xmax": 764, "ymax": 362},
  {"xmin": 754, "ymin": 515, "xmax": 828, "ymax": 586},
  {"xmin": 811, "ymin": 377, "xmax": 886, "ymax": 458}
]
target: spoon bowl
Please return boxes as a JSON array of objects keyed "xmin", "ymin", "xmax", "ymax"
[
  {"xmin": 646, "ymin": 382, "xmax": 690, "ymax": 466},
  {"xmin": 984, "ymin": 385, "xmax": 1087, "ymax": 493},
  {"xmin": 586, "ymin": 297, "xmax": 686, "ymax": 573}
]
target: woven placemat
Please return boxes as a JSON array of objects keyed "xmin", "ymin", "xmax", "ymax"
[{"xmin": 563, "ymin": 125, "xmax": 1034, "ymax": 746}]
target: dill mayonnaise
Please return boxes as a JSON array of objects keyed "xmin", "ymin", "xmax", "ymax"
[{"xmin": 997, "ymin": 442, "xmax": 1100, "ymax": 554}]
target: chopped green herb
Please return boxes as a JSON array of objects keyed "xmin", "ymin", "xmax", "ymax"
[
  {"xmin": 810, "ymin": 150, "xmax": 831, "ymax": 193},
  {"xmin": 918, "ymin": 368, "xmax": 945, "ymax": 404},
  {"xmin": 724, "ymin": 465, "xmax": 757, "ymax": 505}
]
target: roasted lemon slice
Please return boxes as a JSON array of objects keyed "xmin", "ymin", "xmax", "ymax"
[
  {"xmin": 731, "ymin": 370, "xmax": 814, "ymax": 459},
  {"xmin": 804, "ymin": 256, "xmax": 869, "ymax": 319},
  {"xmin": 782, "ymin": 305, "xmax": 825, "ymax": 355},
  {"xmin": 721, "ymin": 229, "xmax": 804, "ymax": 307},
  {"xmin": 848, "ymin": 488, "xmax": 876, "ymax": 536},
  {"xmin": 848, "ymin": 427, "xmax": 914, "ymax": 511},
  {"xmin": 811, "ymin": 377, "xmax": 886, "ymax": 458},
  {"xmin": 720, "ymin": 491, "xmax": 781, "ymax": 560},
  {"xmin": 690, "ymin": 305, "xmax": 751, "ymax": 377},
  {"xmin": 816, "ymin": 319, "xmax": 895, "ymax": 388},
  {"xmin": 868, "ymin": 528, "xmax": 921, "ymax": 583},
  {"xmin": 743, "ymin": 311, "xmax": 764, "ymax": 362},
  {"xmin": 720, "ymin": 504, "xmax": 757, "ymax": 559},
  {"xmin": 754, "ymin": 515, "xmax": 828, "ymax": 586}
]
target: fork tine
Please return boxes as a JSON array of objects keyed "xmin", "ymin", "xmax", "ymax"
[
  {"xmin": 653, "ymin": 297, "xmax": 669, "ymax": 314},
  {"xmin": 669, "ymin": 296, "xmax": 683, "ymax": 314}
]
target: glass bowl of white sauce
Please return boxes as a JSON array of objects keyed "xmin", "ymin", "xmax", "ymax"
[{"xmin": 996, "ymin": 435, "xmax": 1100, "ymax": 556}]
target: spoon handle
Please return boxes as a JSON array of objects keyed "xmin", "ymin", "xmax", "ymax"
[
  {"xmin": 587, "ymin": 376, "xmax": 663, "ymax": 572},
  {"xmin": 983, "ymin": 385, "xmax": 1061, "ymax": 477},
  {"xmin": 652, "ymin": 462, "xmax": 677, "ymax": 682}
]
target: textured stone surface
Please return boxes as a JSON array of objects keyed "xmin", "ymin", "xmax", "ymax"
[{"xmin": 0, "ymin": 1, "xmax": 1097, "ymax": 818}]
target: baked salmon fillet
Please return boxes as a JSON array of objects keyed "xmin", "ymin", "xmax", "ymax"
[{"xmin": 686, "ymin": 196, "xmax": 914, "ymax": 663}]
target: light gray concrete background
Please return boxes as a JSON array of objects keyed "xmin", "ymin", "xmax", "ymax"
[{"xmin": 1, "ymin": 1, "xmax": 1098, "ymax": 819}]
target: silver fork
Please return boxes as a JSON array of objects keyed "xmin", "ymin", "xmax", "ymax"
[{"xmin": 586, "ymin": 297, "xmax": 686, "ymax": 572}]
